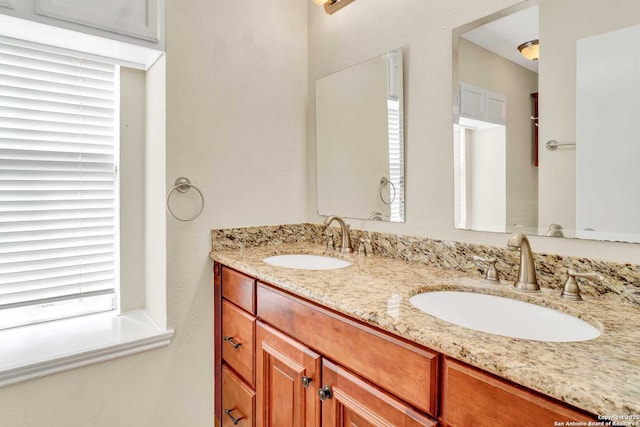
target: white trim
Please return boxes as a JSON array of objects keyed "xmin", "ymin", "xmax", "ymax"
[
  {"xmin": 114, "ymin": 64, "xmax": 122, "ymax": 315},
  {"xmin": 0, "ymin": 14, "xmax": 162, "ymax": 70},
  {"xmin": 0, "ymin": 310, "xmax": 174, "ymax": 387},
  {"xmin": 0, "ymin": 0, "xmax": 15, "ymax": 10},
  {"xmin": 35, "ymin": 0, "xmax": 159, "ymax": 43}
]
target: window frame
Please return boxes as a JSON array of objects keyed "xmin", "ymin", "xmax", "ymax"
[{"xmin": 0, "ymin": 15, "xmax": 172, "ymax": 388}]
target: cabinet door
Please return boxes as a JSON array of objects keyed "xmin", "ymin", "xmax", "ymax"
[
  {"xmin": 256, "ymin": 321, "xmax": 321, "ymax": 427},
  {"xmin": 36, "ymin": 0, "xmax": 160, "ymax": 42},
  {"xmin": 486, "ymin": 90, "xmax": 506, "ymax": 125},
  {"xmin": 460, "ymin": 82, "xmax": 485, "ymax": 119},
  {"xmin": 320, "ymin": 360, "xmax": 437, "ymax": 427},
  {"xmin": 441, "ymin": 357, "xmax": 594, "ymax": 426},
  {"xmin": 459, "ymin": 82, "xmax": 506, "ymax": 125}
]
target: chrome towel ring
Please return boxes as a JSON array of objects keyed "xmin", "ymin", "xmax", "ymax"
[
  {"xmin": 379, "ymin": 176, "xmax": 396, "ymax": 205},
  {"xmin": 166, "ymin": 177, "xmax": 204, "ymax": 221}
]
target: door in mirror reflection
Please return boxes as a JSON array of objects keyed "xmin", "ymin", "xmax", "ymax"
[{"xmin": 453, "ymin": 0, "xmax": 640, "ymax": 243}]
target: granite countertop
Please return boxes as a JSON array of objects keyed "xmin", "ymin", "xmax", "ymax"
[{"xmin": 211, "ymin": 241, "xmax": 640, "ymax": 417}]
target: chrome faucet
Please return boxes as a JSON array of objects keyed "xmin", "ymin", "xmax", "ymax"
[
  {"xmin": 323, "ymin": 215, "xmax": 352, "ymax": 253},
  {"xmin": 506, "ymin": 232, "xmax": 540, "ymax": 292}
]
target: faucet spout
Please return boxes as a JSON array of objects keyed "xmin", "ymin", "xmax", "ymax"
[
  {"xmin": 323, "ymin": 215, "xmax": 352, "ymax": 253},
  {"xmin": 506, "ymin": 232, "xmax": 540, "ymax": 292}
]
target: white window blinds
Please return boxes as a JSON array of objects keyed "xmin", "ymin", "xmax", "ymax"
[
  {"xmin": 0, "ymin": 41, "xmax": 118, "ymax": 329},
  {"xmin": 387, "ymin": 98, "xmax": 403, "ymax": 223}
]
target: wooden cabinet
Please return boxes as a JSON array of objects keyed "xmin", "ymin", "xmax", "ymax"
[
  {"xmin": 215, "ymin": 265, "xmax": 258, "ymax": 427},
  {"xmin": 215, "ymin": 263, "xmax": 435, "ymax": 426},
  {"xmin": 440, "ymin": 357, "xmax": 594, "ymax": 427},
  {"xmin": 320, "ymin": 359, "xmax": 437, "ymax": 427},
  {"xmin": 222, "ymin": 366, "xmax": 255, "ymax": 427},
  {"xmin": 214, "ymin": 261, "xmax": 596, "ymax": 426},
  {"xmin": 256, "ymin": 283, "xmax": 438, "ymax": 417},
  {"xmin": 255, "ymin": 321, "xmax": 321, "ymax": 427},
  {"xmin": 255, "ymin": 319, "xmax": 435, "ymax": 427}
]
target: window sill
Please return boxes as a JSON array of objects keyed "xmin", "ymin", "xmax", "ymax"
[{"xmin": 0, "ymin": 310, "xmax": 174, "ymax": 387}]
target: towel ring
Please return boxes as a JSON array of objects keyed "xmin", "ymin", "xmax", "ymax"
[
  {"xmin": 166, "ymin": 177, "xmax": 204, "ymax": 221},
  {"xmin": 379, "ymin": 176, "xmax": 396, "ymax": 205}
]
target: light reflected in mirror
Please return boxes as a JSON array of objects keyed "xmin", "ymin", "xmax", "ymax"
[
  {"xmin": 316, "ymin": 48, "xmax": 405, "ymax": 222},
  {"xmin": 453, "ymin": 0, "xmax": 640, "ymax": 243}
]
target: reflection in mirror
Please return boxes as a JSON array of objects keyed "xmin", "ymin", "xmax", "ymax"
[
  {"xmin": 316, "ymin": 48, "xmax": 404, "ymax": 222},
  {"xmin": 453, "ymin": 0, "xmax": 640, "ymax": 243}
]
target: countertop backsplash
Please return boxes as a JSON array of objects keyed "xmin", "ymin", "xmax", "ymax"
[{"xmin": 211, "ymin": 223, "xmax": 640, "ymax": 305}]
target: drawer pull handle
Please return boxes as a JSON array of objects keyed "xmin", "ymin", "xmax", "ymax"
[
  {"xmin": 318, "ymin": 385, "xmax": 333, "ymax": 401},
  {"xmin": 302, "ymin": 376, "xmax": 312, "ymax": 388},
  {"xmin": 224, "ymin": 336, "xmax": 242, "ymax": 349},
  {"xmin": 224, "ymin": 408, "xmax": 243, "ymax": 425}
]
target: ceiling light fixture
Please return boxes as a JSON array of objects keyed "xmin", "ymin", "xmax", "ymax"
[
  {"xmin": 517, "ymin": 39, "xmax": 539, "ymax": 61},
  {"xmin": 314, "ymin": 0, "xmax": 357, "ymax": 15}
]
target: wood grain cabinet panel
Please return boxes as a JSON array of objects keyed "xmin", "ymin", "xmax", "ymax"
[
  {"xmin": 222, "ymin": 365, "xmax": 256, "ymax": 427},
  {"xmin": 321, "ymin": 359, "xmax": 437, "ymax": 427},
  {"xmin": 256, "ymin": 283, "xmax": 438, "ymax": 417},
  {"xmin": 256, "ymin": 321, "xmax": 322, "ymax": 427},
  {"xmin": 222, "ymin": 266, "xmax": 256, "ymax": 313},
  {"xmin": 222, "ymin": 300, "xmax": 256, "ymax": 386},
  {"xmin": 440, "ymin": 357, "xmax": 595, "ymax": 427}
]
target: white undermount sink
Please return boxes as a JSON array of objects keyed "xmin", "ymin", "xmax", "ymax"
[
  {"xmin": 409, "ymin": 291, "xmax": 601, "ymax": 342},
  {"xmin": 262, "ymin": 254, "xmax": 352, "ymax": 270}
]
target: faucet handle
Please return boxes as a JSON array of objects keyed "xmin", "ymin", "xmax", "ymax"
[
  {"xmin": 473, "ymin": 256, "xmax": 500, "ymax": 283},
  {"xmin": 324, "ymin": 229, "xmax": 336, "ymax": 251},
  {"xmin": 561, "ymin": 269, "xmax": 604, "ymax": 301},
  {"xmin": 357, "ymin": 238, "xmax": 371, "ymax": 256}
]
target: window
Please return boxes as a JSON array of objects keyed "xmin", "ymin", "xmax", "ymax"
[
  {"xmin": 0, "ymin": 41, "xmax": 119, "ymax": 330},
  {"xmin": 0, "ymin": 16, "xmax": 171, "ymax": 388},
  {"xmin": 386, "ymin": 97, "xmax": 403, "ymax": 223}
]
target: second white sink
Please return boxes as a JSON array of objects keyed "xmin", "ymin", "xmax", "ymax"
[
  {"xmin": 409, "ymin": 291, "xmax": 601, "ymax": 342},
  {"xmin": 263, "ymin": 254, "xmax": 351, "ymax": 270}
]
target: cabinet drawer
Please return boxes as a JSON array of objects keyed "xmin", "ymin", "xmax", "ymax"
[
  {"xmin": 222, "ymin": 266, "xmax": 256, "ymax": 313},
  {"xmin": 222, "ymin": 300, "xmax": 255, "ymax": 386},
  {"xmin": 441, "ymin": 357, "xmax": 594, "ymax": 427},
  {"xmin": 257, "ymin": 283, "xmax": 438, "ymax": 417},
  {"xmin": 222, "ymin": 365, "xmax": 255, "ymax": 427}
]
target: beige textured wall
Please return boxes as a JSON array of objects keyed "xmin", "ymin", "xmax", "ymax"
[
  {"xmin": 0, "ymin": 0, "xmax": 308, "ymax": 425},
  {"xmin": 307, "ymin": 0, "xmax": 640, "ymax": 263}
]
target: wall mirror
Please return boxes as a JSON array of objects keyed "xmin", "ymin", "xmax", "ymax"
[
  {"xmin": 453, "ymin": 0, "xmax": 640, "ymax": 243},
  {"xmin": 316, "ymin": 48, "xmax": 405, "ymax": 222}
]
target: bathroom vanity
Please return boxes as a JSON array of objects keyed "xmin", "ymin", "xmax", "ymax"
[{"xmin": 211, "ymin": 236, "xmax": 639, "ymax": 426}]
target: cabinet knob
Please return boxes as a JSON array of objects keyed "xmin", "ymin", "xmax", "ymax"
[
  {"xmin": 224, "ymin": 336, "xmax": 242, "ymax": 349},
  {"xmin": 302, "ymin": 376, "xmax": 312, "ymax": 388},
  {"xmin": 318, "ymin": 385, "xmax": 333, "ymax": 401},
  {"xmin": 223, "ymin": 408, "xmax": 243, "ymax": 425}
]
